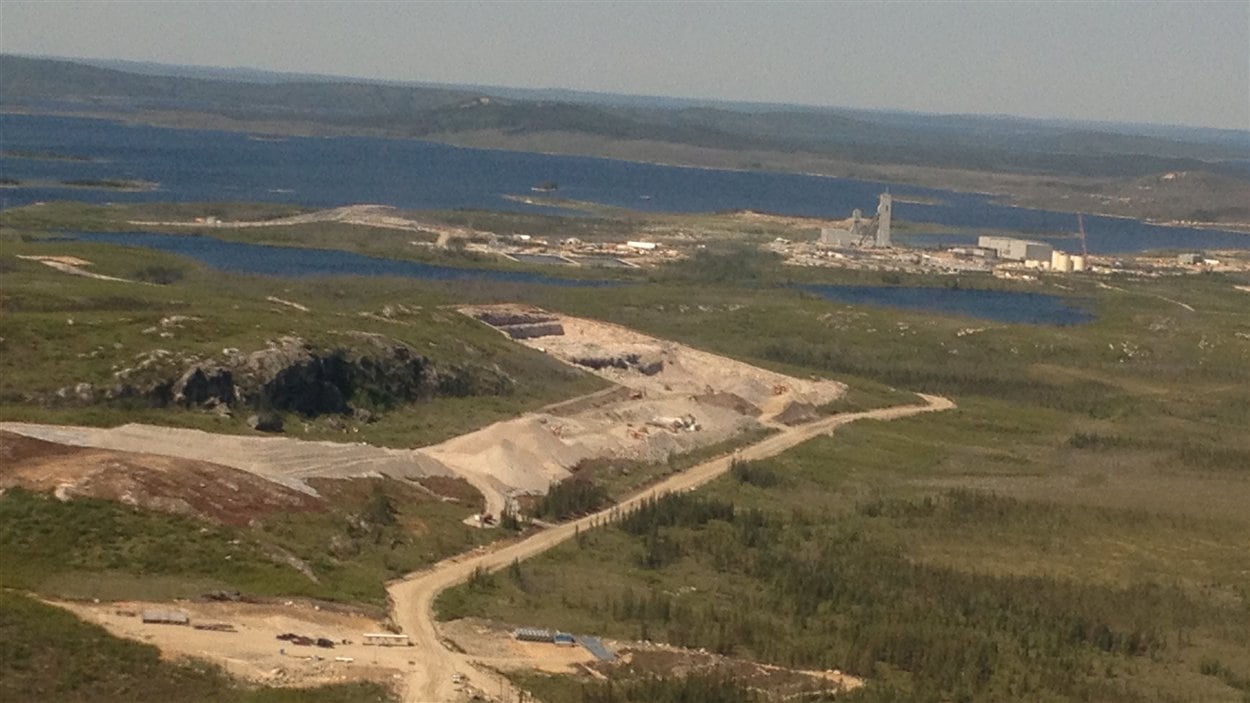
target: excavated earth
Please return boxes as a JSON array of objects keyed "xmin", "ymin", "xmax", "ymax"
[
  {"xmin": 0, "ymin": 431, "xmax": 324, "ymax": 525},
  {"xmin": 2, "ymin": 308, "xmax": 846, "ymax": 521}
]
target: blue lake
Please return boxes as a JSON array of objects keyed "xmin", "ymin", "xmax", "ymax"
[
  {"xmin": 4, "ymin": 113, "xmax": 1248, "ymax": 254},
  {"xmin": 68, "ymin": 231, "xmax": 1090, "ymax": 325},
  {"xmin": 69, "ymin": 231, "xmax": 616, "ymax": 287}
]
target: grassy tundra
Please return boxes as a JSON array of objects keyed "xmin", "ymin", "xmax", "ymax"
[
  {"xmin": 441, "ymin": 266, "xmax": 1250, "ymax": 702},
  {"xmin": 3, "ymin": 204, "xmax": 1248, "ymax": 701}
]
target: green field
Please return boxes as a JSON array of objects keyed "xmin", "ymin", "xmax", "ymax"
[
  {"xmin": 0, "ymin": 220, "xmax": 607, "ymax": 448},
  {"xmin": 0, "ymin": 475, "xmax": 496, "ymax": 606}
]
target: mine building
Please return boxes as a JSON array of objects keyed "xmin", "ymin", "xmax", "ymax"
[{"xmin": 978, "ymin": 235, "xmax": 1054, "ymax": 264}]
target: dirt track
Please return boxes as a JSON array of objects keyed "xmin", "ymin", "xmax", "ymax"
[
  {"xmin": 387, "ymin": 393, "xmax": 954, "ymax": 702},
  {"xmin": 128, "ymin": 204, "xmax": 483, "ymax": 246}
]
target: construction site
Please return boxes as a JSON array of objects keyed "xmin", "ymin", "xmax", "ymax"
[
  {"xmin": 1, "ymin": 307, "xmax": 844, "ymax": 525},
  {"xmin": 125, "ymin": 201, "xmax": 1250, "ymax": 282},
  {"xmin": 776, "ymin": 205, "xmax": 1250, "ymax": 278},
  {"xmin": 0, "ymin": 308, "xmax": 949, "ymax": 703}
]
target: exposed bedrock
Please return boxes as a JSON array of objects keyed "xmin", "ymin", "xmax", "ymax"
[
  {"xmin": 570, "ymin": 351, "xmax": 664, "ymax": 376},
  {"xmin": 59, "ymin": 333, "xmax": 516, "ymax": 423}
]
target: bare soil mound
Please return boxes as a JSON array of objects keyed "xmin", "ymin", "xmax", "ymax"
[
  {"xmin": 772, "ymin": 400, "xmax": 820, "ymax": 426},
  {"xmin": 0, "ymin": 431, "xmax": 325, "ymax": 525}
]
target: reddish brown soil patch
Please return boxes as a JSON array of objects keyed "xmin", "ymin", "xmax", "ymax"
[
  {"xmin": 416, "ymin": 475, "xmax": 485, "ymax": 507},
  {"xmin": 0, "ymin": 432, "xmax": 79, "ymax": 464},
  {"xmin": 0, "ymin": 431, "xmax": 325, "ymax": 525}
]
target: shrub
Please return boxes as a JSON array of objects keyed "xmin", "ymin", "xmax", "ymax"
[{"xmin": 132, "ymin": 265, "xmax": 185, "ymax": 285}]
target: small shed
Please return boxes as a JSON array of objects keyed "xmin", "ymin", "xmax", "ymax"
[
  {"xmin": 553, "ymin": 632, "xmax": 576, "ymax": 647},
  {"xmin": 141, "ymin": 609, "xmax": 189, "ymax": 625},
  {"xmin": 513, "ymin": 627, "xmax": 555, "ymax": 643}
]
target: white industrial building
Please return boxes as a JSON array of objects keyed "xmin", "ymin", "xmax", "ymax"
[
  {"xmin": 978, "ymin": 236, "xmax": 1054, "ymax": 264},
  {"xmin": 875, "ymin": 193, "xmax": 892, "ymax": 247},
  {"xmin": 819, "ymin": 194, "xmax": 892, "ymax": 248},
  {"xmin": 820, "ymin": 208, "xmax": 864, "ymax": 247}
]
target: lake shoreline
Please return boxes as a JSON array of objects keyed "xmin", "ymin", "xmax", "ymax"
[{"xmin": 4, "ymin": 107, "xmax": 1245, "ymax": 234}]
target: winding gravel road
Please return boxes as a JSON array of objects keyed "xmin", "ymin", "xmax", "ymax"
[{"xmin": 386, "ymin": 393, "xmax": 955, "ymax": 702}]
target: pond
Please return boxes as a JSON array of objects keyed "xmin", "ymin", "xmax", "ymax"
[{"xmin": 67, "ymin": 231, "xmax": 1091, "ymax": 325}]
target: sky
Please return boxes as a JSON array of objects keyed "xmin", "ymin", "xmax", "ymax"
[{"xmin": 2, "ymin": 1, "xmax": 1248, "ymax": 131}]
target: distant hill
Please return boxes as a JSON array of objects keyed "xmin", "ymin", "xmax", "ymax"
[
  {"xmin": 0, "ymin": 55, "xmax": 475, "ymax": 120},
  {"xmin": 2, "ymin": 54, "xmax": 1247, "ymax": 182},
  {"xmin": 57, "ymin": 55, "xmax": 1250, "ymax": 150}
]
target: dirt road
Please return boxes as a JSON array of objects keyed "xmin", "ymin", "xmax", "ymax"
[
  {"xmin": 387, "ymin": 393, "xmax": 955, "ymax": 702},
  {"xmin": 129, "ymin": 204, "xmax": 484, "ymax": 246}
]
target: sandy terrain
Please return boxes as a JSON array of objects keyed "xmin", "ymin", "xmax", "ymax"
[
  {"xmin": 501, "ymin": 309, "xmax": 843, "ymax": 419},
  {"xmin": 52, "ymin": 599, "xmax": 415, "ymax": 688},
  {"xmin": 15, "ymin": 254, "xmax": 138, "ymax": 283},
  {"xmin": 423, "ymin": 306, "xmax": 846, "ymax": 515},
  {"xmin": 441, "ymin": 619, "xmax": 599, "ymax": 674},
  {"xmin": 440, "ymin": 617, "xmax": 862, "ymax": 693}
]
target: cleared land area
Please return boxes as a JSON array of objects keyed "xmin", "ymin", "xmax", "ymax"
[
  {"xmin": 52, "ymin": 599, "xmax": 413, "ymax": 689},
  {"xmin": 442, "ymin": 618, "xmax": 863, "ymax": 696},
  {"xmin": 2, "ymin": 307, "xmax": 845, "ymax": 521},
  {"xmin": 390, "ymin": 393, "xmax": 952, "ymax": 702},
  {"xmin": 0, "ymin": 430, "xmax": 324, "ymax": 523},
  {"xmin": 0, "ymin": 591, "xmax": 394, "ymax": 703}
]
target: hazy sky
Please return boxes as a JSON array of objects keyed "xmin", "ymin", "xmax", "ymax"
[{"xmin": 3, "ymin": 1, "xmax": 1248, "ymax": 130}]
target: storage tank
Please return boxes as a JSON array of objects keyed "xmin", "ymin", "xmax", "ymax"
[
  {"xmin": 1051, "ymin": 251, "xmax": 1072, "ymax": 272},
  {"xmin": 1071, "ymin": 255, "xmax": 1087, "ymax": 272}
]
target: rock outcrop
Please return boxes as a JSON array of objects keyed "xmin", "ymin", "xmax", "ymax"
[
  {"xmin": 59, "ymin": 333, "xmax": 516, "ymax": 425},
  {"xmin": 570, "ymin": 351, "xmax": 664, "ymax": 376}
]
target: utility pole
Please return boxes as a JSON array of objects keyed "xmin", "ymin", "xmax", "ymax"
[{"xmin": 1078, "ymin": 213, "xmax": 1088, "ymax": 258}]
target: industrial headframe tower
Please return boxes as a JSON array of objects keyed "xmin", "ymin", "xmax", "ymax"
[{"xmin": 875, "ymin": 192, "xmax": 892, "ymax": 247}]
